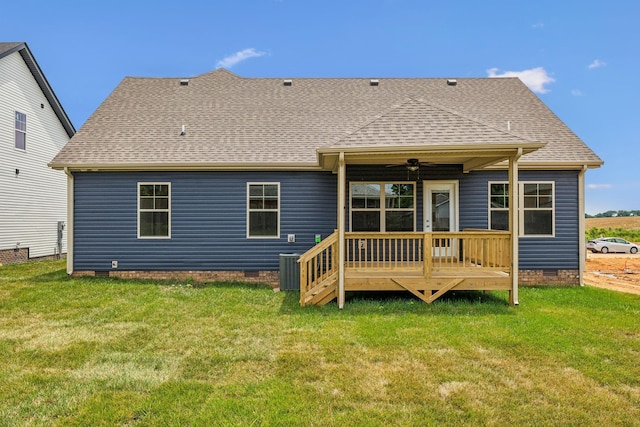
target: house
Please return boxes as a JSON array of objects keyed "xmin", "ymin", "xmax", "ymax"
[
  {"xmin": 0, "ymin": 42, "xmax": 75, "ymax": 265},
  {"xmin": 49, "ymin": 69, "xmax": 602, "ymax": 307}
]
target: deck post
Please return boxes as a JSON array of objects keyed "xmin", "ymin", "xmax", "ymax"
[
  {"xmin": 337, "ymin": 152, "xmax": 346, "ymax": 308},
  {"xmin": 423, "ymin": 233, "xmax": 432, "ymax": 278},
  {"xmin": 509, "ymin": 148, "xmax": 522, "ymax": 306}
]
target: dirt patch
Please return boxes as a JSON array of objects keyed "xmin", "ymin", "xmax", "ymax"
[
  {"xmin": 585, "ymin": 216, "xmax": 640, "ymax": 230},
  {"xmin": 584, "ymin": 252, "xmax": 640, "ymax": 295}
]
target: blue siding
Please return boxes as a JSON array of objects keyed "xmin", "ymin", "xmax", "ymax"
[
  {"xmin": 347, "ymin": 166, "xmax": 580, "ymax": 270},
  {"xmin": 74, "ymin": 168, "xmax": 580, "ymax": 272},
  {"xmin": 73, "ymin": 171, "xmax": 337, "ymax": 271},
  {"xmin": 519, "ymin": 170, "xmax": 580, "ymax": 270},
  {"xmin": 460, "ymin": 170, "xmax": 580, "ymax": 270}
]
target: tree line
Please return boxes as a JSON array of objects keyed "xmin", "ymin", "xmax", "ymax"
[{"xmin": 586, "ymin": 210, "xmax": 640, "ymax": 218}]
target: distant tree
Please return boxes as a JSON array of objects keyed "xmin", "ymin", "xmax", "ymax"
[
  {"xmin": 595, "ymin": 210, "xmax": 617, "ymax": 218},
  {"xmin": 586, "ymin": 210, "xmax": 640, "ymax": 218}
]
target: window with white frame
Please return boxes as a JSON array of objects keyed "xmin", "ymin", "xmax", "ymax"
[
  {"xmin": 351, "ymin": 183, "xmax": 415, "ymax": 232},
  {"xmin": 489, "ymin": 182, "xmax": 509, "ymax": 231},
  {"xmin": 522, "ymin": 182, "xmax": 554, "ymax": 236},
  {"xmin": 15, "ymin": 111, "xmax": 26, "ymax": 150},
  {"xmin": 247, "ymin": 183, "xmax": 280, "ymax": 238},
  {"xmin": 488, "ymin": 181, "xmax": 554, "ymax": 236},
  {"xmin": 138, "ymin": 183, "xmax": 171, "ymax": 238}
]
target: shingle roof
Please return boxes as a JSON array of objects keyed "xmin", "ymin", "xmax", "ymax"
[{"xmin": 50, "ymin": 68, "xmax": 602, "ymax": 169}]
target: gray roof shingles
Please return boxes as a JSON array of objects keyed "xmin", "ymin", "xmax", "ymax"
[{"xmin": 50, "ymin": 68, "xmax": 602, "ymax": 168}]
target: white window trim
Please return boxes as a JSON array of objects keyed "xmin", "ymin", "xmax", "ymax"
[
  {"xmin": 520, "ymin": 181, "xmax": 555, "ymax": 238},
  {"xmin": 488, "ymin": 181, "xmax": 509, "ymax": 232},
  {"xmin": 488, "ymin": 181, "xmax": 555, "ymax": 238},
  {"xmin": 137, "ymin": 182, "xmax": 171, "ymax": 239},
  {"xmin": 15, "ymin": 111, "xmax": 26, "ymax": 151},
  {"xmin": 247, "ymin": 182, "xmax": 280, "ymax": 239},
  {"xmin": 349, "ymin": 182, "xmax": 417, "ymax": 232}
]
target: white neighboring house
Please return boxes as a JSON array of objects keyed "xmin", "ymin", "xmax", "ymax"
[{"xmin": 0, "ymin": 42, "xmax": 75, "ymax": 264}]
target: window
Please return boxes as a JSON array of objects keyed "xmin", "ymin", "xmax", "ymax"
[
  {"xmin": 247, "ymin": 183, "xmax": 279, "ymax": 238},
  {"xmin": 489, "ymin": 183, "xmax": 509, "ymax": 231},
  {"xmin": 351, "ymin": 183, "xmax": 415, "ymax": 232},
  {"xmin": 522, "ymin": 182, "xmax": 554, "ymax": 236},
  {"xmin": 138, "ymin": 183, "xmax": 170, "ymax": 238},
  {"xmin": 15, "ymin": 111, "xmax": 26, "ymax": 150},
  {"xmin": 488, "ymin": 181, "xmax": 554, "ymax": 236}
]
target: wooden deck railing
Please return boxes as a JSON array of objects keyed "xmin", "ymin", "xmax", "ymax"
[
  {"xmin": 297, "ymin": 230, "xmax": 339, "ymax": 301},
  {"xmin": 429, "ymin": 231, "xmax": 511, "ymax": 272},
  {"xmin": 297, "ymin": 230, "xmax": 511, "ymax": 303},
  {"xmin": 345, "ymin": 232, "xmax": 424, "ymax": 272},
  {"xmin": 345, "ymin": 231, "xmax": 511, "ymax": 276}
]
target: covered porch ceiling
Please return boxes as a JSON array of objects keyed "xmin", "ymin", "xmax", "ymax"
[{"xmin": 317, "ymin": 143, "xmax": 546, "ymax": 173}]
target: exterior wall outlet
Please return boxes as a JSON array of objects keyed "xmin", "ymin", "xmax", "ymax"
[
  {"xmin": 111, "ymin": 260, "xmax": 118, "ymax": 269},
  {"xmin": 287, "ymin": 234, "xmax": 296, "ymax": 243}
]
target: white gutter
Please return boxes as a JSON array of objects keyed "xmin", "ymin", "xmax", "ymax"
[
  {"xmin": 64, "ymin": 167, "xmax": 74, "ymax": 275},
  {"xmin": 578, "ymin": 165, "xmax": 588, "ymax": 286},
  {"xmin": 49, "ymin": 162, "xmax": 324, "ymax": 172}
]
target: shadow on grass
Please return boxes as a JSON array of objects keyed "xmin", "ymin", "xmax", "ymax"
[
  {"xmin": 25, "ymin": 262, "xmax": 512, "ymax": 316},
  {"xmin": 279, "ymin": 288, "xmax": 514, "ymax": 316},
  {"xmin": 31, "ymin": 268, "xmax": 69, "ymax": 283},
  {"xmin": 31, "ymin": 269, "xmax": 276, "ymax": 292}
]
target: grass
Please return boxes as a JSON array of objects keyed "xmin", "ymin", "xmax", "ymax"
[{"xmin": 1, "ymin": 261, "xmax": 640, "ymax": 426}]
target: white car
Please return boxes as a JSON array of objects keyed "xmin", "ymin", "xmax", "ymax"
[{"xmin": 586, "ymin": 237, "xmax": 639, "ymax": 254}]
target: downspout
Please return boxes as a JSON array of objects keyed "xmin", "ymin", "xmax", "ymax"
[
  {"xmin": 337, "ymin": 152, "xmax": 346, "ymax": 309},
  {"xmin": 509, "ymin": 148, "xmax": 522, "ymax": 306},
  {"xmin": 64, "ymin": 167, "xmax": 74, "ymax": 275},
  {"xmin": 578, "ymin": 165, "xmax": 588, "ymax": 286}
]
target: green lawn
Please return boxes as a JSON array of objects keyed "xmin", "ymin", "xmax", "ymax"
[{"xmin": 1, "ymin": 260, "xmax": 639, "ymax": 426}]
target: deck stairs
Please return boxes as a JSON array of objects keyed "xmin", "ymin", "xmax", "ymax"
[{"xmin": 301, "ymin": 272, "xmax": 338, "ymax": 306}]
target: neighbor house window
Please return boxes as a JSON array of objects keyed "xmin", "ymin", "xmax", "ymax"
[
  {"xmin": 138, "ymin": 183, "xmax": 171, "ymax": 238},
  {"xmin": 247, "ymin": 183, "xmax": 280, "ymax": 238},
  {"xmin": 15, "ymin": 111, "xmax": 26, "ymax": 150},
  {"xmin": 351, "ymin": 183, "xmax": 415, "ymax": 232},
  {"xmin": 488, "ymin": 181, "xmax": 554, "ymax": 236}
]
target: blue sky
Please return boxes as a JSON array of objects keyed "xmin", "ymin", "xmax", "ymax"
[{"xmin": 2, "ymin": 0, "xmax": 637, "ymax": 214}]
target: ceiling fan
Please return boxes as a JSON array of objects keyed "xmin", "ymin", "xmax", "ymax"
[{"xmin": 386, "ymin": 158, "xmax": 435, "ymax": 179}]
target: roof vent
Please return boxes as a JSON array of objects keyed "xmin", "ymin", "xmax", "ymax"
[
  {"xmin": 283, "ymin": 79, "xmax": 292, "ymax": 86},
  {"xmin": 180, "ymin": 79, "xmax": 189, "ymax": 86},
  {"xmin": 370, "ymin": 79, "xmax": 379, "ymax": 86},
  {"xmin": 446, "ymin": 79, "xmax": 457, "ymax": 86}
]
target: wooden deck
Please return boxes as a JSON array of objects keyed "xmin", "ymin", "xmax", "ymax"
[{"xmin": 298, "ymin": 231, "xmax": 513, "ymax": 306}]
